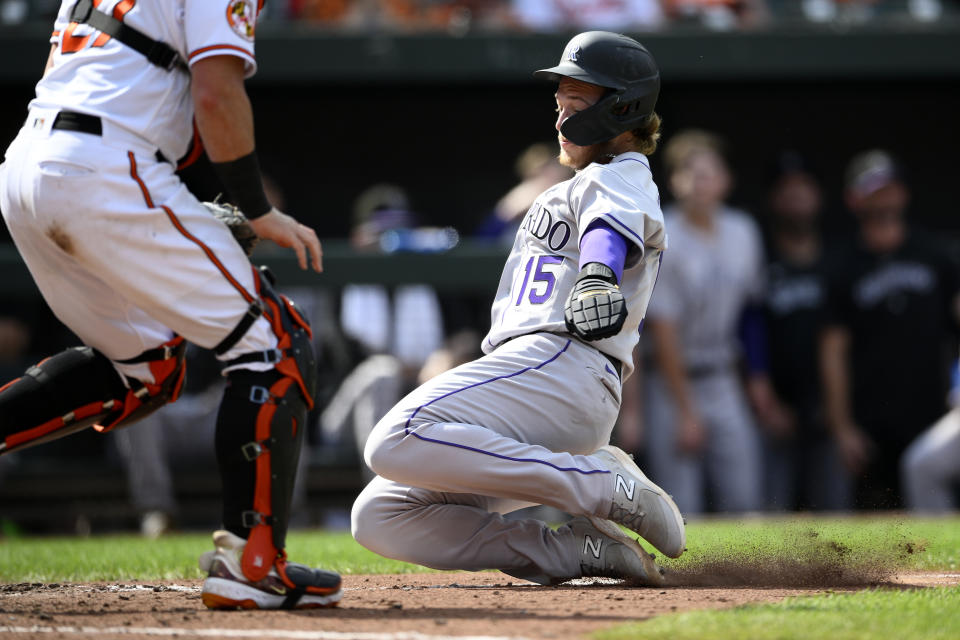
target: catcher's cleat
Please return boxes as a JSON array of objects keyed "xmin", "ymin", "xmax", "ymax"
[
  {"xmin": 565, "ymin": 516, "xmax": 665, "ymax": 586},
  {"xmin": 591, "ymin": 445, "xmax": 686, "ymax": 558},
  {"xmin": 199, "ymin": 530, "xmax": 341, "ymax": 610}
]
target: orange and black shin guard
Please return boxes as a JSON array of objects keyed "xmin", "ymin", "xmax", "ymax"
[
  {"xmin": 215, "ymin": 266, "xmax": 318, "ymax": 581},
  {"xmin": 0, "ymin": 339, "xmax": 185, "ymax": 455},
  {"xmin": 215, "ymin": 367, "xmax": 311, "ymax": 580}
]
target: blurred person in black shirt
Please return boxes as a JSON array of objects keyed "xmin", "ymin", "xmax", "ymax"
[
  {"xmin": 761, "ymin": 152, "xmax": 851, "ymax": 511},
  {"xmin": 821, "ymin": 150, "xmax": 960, "ymax": 509}
]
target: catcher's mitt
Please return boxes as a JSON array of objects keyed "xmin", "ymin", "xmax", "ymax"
[{"xmin": 202, "ymin": 199, "xmax": 259, "ymax": 256}]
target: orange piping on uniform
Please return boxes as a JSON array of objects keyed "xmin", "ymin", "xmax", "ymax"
[{"xmin": 127, "ymin": 152, "xmax": 255, "ymax": 304}]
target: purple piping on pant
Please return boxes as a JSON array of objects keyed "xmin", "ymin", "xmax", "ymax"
[{"xmin": 403, "ymin": 339, "xmax": 610, "ymax": 476}]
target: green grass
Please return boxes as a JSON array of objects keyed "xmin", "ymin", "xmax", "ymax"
[
  {"xmin": 596, "ymin": 587, "xmax": 960, "ymax": 640},
  {"xmin": 0, "ymin": 530, "xmax": 431, "ymax": 582},
  {"xmin": 2, "ymin": 516, "xmax": 958, "ymax": 640},
  {"xmin": 592, "ymin": 516, "xmax": 960, "ymax": 640},
  {"xmin": 1, "ymin": 515, "xmax": 957, "ymax": 583}
]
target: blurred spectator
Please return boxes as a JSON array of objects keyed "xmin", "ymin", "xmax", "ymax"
[
  {"xmin": 297, "ymin": 0, "xmax": 512, "ymax": 32},
  {"xmin": 798, "ymin": 0, "xmax": 947, "ymax": 24},
  {"xmin": 821, "ymin": 149, "xmax": 960, "ymax": 509},
  {"xmin": 901, "ymin": 405, "xmax": 960, "ymax": 512},
  {"xmin": 641, "ymin": 129, "xmax": 774, "ymax": 514},
  {"xmin": 512, "ymin": 0, "xmax": 665, "ymax": 31},
  {"xmin": 665, "ymin": 0, "xmax": 770, "ymax": 29},
  {"xmin": 760, "ymin": 151, "xmax": 851, "ymax": 511},
  {"xmin": 416, "ymin": 329, "xmax": 483, "ymax": 384},
  {"xmin": 320, "ymin": 184, "xmax": 445, "ymax": 480},
  {"xmin": 475, "ymin": 142, "xmax": 572, "ymax": 245}
]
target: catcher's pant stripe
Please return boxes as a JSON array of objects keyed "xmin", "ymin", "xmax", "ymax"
[
  {"xmin": 402, "ymin": 338, "xmax": 609, "ymax": 476},
  {"xmin": 127, "ymin": 152, "xmax": 256, "ymax": 305}
]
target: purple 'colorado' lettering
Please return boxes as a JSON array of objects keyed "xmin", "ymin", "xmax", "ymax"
[
  {"xmin": 522, "ymin": 203, "xmax": 573, "ymax": 253},
  {"xmin": 531, "ymin": 205, "xmax": 552, "ymax": 240},
  {"xmin": 548, "ymin": 220, "xmax": 571, "ymax": 251}
]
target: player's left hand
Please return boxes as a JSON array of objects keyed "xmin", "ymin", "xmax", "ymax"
[{"xmin": 564, "ymin": 263, "xmax": 627, "ymax": 341}]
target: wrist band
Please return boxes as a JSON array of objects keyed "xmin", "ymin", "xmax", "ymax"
[
  {"xmin": 211, "ymin": 151, "xmax": 272, "ymax": 219},
  {"xmin": 579, "ymin": 262, "xmax": 618, "ymax": 285}
]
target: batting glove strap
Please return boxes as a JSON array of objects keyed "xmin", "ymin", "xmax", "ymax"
[{"xmin": 564, "ymin": 266, "xmax": 628, "ymax": 342}]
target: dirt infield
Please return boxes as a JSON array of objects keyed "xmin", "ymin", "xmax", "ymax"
[{"xmin": 0, "ymin": 572, "xmax": 956, "ymax": 640}]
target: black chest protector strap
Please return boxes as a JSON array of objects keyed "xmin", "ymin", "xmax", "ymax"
[{"xmin": 70, "ymin": 0, "xmax": 187, "ymax": 72}]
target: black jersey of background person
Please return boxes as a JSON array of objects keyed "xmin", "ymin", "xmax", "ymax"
[
  {"xmin": 764, "ymin": 254, "xmax": 827, "ymax": 433},
  {"xmin": 824, "ymin": 228, "xmax": 960, "ymax": 447}
]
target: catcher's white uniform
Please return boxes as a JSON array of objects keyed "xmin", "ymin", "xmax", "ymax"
[
  {"xmin": 352, "ymin": 152, "xmax": 667, "ymax": 581},
  {"xmin": 0, "ymin": 0, "xmax": 274, "ymax": 384}
]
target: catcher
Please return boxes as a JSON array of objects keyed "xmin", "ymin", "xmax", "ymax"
[{"xmin": 0, "ymin": 0, "xmax": 340, "ymax": 609}]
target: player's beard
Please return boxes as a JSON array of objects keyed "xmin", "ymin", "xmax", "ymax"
[{"xmin": 559, "ymin": 139, "xmax": 621, "ymax": 171}]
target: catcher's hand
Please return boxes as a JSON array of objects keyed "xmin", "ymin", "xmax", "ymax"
[
  {"xmin": 564, "ymin": 262, "xmax": 627, "ymax": 341},
  {"xmin": 249, "ymin": 208, "xmax": 323, "ymax": 272},
  {"xmin": 202, "ymin": 199, "xmax": 259, "ymax": 257}
]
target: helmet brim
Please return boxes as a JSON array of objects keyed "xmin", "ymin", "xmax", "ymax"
[{"xmin": 533, "ymin": 63, "xmax": 622, "ymax": 91}]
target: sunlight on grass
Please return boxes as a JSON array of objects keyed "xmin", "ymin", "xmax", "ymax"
[{"xmin": 596, "ymin": 586, "xmax": 960, "ymax": 640}]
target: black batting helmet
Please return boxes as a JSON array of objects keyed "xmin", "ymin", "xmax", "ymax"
[{"xmin": 535, "ymin": 31, "xmax": 660, "ymax": 147}]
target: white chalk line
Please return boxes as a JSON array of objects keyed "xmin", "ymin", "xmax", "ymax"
[{"xmin": 0, "ymin": 627, "xmax": 528, "ymax": 640}]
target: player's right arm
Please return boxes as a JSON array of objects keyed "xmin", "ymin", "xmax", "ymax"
[
  {"xmin": 190, "ymin": 55, "xmax": 322, "ymax": 272},
  {"xmin": 820, "ymin": 324, "xmax": 871, "ymax": 473},
  {"xmin": 647, "ymin": 318, "xmax": 705, "ymax": 454}
]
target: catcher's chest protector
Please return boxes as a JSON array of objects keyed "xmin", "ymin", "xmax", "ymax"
[
  {"xmin": 0, "ymin": 337, "xmax": 186, "ymax": 455},
  {"xmin": 216, "ymin": 267, "xmax": 319, "ymax": 584}
]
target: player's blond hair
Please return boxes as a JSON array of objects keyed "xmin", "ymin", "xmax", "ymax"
[{"xmin": 631, "ymin": 112, "xmax": 662, "ymax": 156}]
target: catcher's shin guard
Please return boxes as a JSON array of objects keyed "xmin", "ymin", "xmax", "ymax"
[
  {"xmin": 216, "ymin": 266, "xmax": 317, "ymax": 583},
  {"xmin": 0, "ymin": 337, "xmax": 186, "ymax": 455}
]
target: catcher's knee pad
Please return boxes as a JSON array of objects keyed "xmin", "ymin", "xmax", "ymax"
[
  {"xmin": 216, "ymin": 267, "xmax": 318, "ymax": 581},
  {"xmin": 0, "ymin": 337, "xmax": 186, "ymax": 455},
  {"xmin": 215, "ymin": 267, "xmax": 317, "ymax": 404}
]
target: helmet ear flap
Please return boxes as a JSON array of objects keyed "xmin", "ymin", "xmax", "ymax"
[
  {"xmin": 560, "ymin": 93, "xmax": 622, "ymax": 146},
  {"xmin": 561, "ymin": 94, "xmax": 654, "ymax": 147}
]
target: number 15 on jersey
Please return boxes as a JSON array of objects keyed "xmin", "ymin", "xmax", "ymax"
[{"xmin": 515, "ymin": 254, "xmax": 564, "ymax": 306}]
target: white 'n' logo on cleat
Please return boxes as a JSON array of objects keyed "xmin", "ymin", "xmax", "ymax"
[
  {"xmin": 616, "ymin": 474, "xmax": 636, "ymax": 500},
  {"xmin": 583, "ymin": 535, "xmax": 602, "ymax": 559}
]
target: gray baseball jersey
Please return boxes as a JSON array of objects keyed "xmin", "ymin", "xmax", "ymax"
[{"xmin": 483, "ymin": 151, "xmax": 666, "ymax": 378}]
